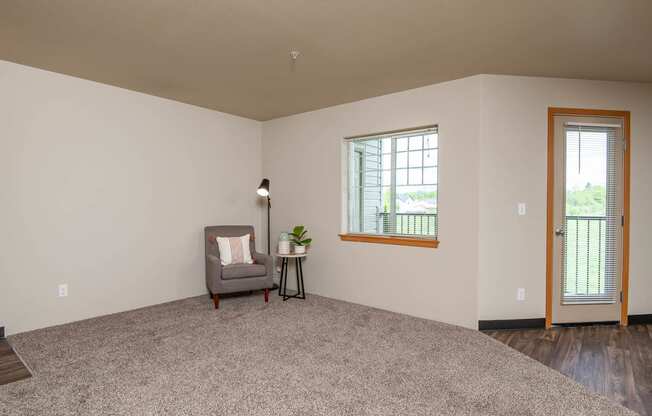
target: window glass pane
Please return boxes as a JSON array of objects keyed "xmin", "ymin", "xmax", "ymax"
[
  {"xmin": 424, "ymin": 134, "xmax": 438, "ymax": 149},
  {"xmin": 396, "ymin": 137, "xmax": 408, "ymax": 152},
  {"xmin": 423, "ymin": 149, "xmax": 437, "ymax": 167},
  {"xmin": 361, "ymin": 169, "xmax": 380, "ymax": 186},
  {"xmin": 361, "ymin": 186, "xmax": 382, "ymax": 234},
  {"xmin": 396, "ymin": 152, "xmax": 408, "ymax": 168},
  {"xmin": 381, "ymin": 186, "xmax": 392, "ymax": 234},
  {"xmin": 382, "ymin": 153, "xmax": 391, "ymax": 169},
  {"xmin": 395, "ymin": 185, "xmax": 437, "ymax": 236},
  {"xmin": 409, "ymin": 135, "xmax": 423, "ymax": 150},
  {"xmin": 363, "ymin": 186, "xmax": 381, "ymax": 198},
  {"xmin": 423, "ymin": 167, "xmax": 437, "ymax": 184},
  {"xmin": 565, "ymin": 130, "xmax": 607, "ymax": 216},
  {"xmin": 347, "ymin": 127, "xmax": 438, "ymax": 239},
  {"xmin": 364, "ymin": 154, "xmax": 380, "ymax": 171},
  {"xmin": 382, "ymin": 170, "xmax": 391, "ymax": 186},
  {"xmin": 347, "ymin": 146, "xmax": 362, "ymax": 233},
  {"xmin": 396, "ymin": 186, "xmax": 437, "ymax": 211},
  {"xmin": 409, "ymin": 151, "xmax": 422, "ymax": 167},
  {"xmin": 382, "ymin": 138, "xmax": 392, "ymax": 154},
  {"xmin": 381, "ymin": 187, "xmax": 391, "ymax": 213},
  {"xmin": 396, "ymin": 169, "xmax": 407, "ymax": 185},
  {"xmin": 408, "ymin": 168, "xmax": 422, "ymax": 185}
]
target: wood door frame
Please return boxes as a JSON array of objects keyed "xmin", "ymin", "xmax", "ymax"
[{"xmin": 546, "ymin": 107, "xmax": 631, "ymax": 329}]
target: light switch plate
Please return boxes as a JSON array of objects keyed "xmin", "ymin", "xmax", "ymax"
[
  {"xmin": 517, "ymin": 288, "xmax": 525, "ymax": 301},
  {"xmin": 518, "ymin": 203, "xmax": 527, "ymax": 216},
  {"xmin": 58, "ymin": 283, "xmax": 68, "ymax": 297}
]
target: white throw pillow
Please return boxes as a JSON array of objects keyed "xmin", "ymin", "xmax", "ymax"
[{"xmin": 216, "ymin": 234, "xmax": 254, "ymax": 266}]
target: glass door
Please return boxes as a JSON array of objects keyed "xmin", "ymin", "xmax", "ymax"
[{"xmin": 552, "ymin": 115, "xmax": 624, "ymax": 324}]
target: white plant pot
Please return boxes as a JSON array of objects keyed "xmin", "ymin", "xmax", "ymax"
[{"xmin": 294, "ymin": 245, "xmax": 306, "ymax": 254}]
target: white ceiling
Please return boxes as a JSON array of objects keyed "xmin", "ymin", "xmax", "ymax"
[{"xmin": 1, "ymin": 0, "xmax": 651, "ymax": 120}]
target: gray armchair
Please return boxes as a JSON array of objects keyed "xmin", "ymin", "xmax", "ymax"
[{"xmin": 204, "ymin": 225, "xmax": 273, "ymax": 309}]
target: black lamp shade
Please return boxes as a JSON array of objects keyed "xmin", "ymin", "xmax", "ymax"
[{"xmin": 257, "ymin": 178, "xmax": 270, "ymax": 197}]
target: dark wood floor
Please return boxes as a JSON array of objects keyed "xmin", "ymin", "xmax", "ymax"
[
  {"xmin": 485, "ymin": 324, "xmax": 652, "ymax": 416},
  {"xmin": 0, "ymin": 339, "xmax": 31, "ymax": 386}
]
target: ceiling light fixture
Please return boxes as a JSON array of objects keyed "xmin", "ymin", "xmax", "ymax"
[{"xmin": 290, "ymin": 50, "xmax": 300, "ymax": 61}]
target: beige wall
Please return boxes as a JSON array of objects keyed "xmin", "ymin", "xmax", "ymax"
[
  {"xmin": 3, "ymin": 60, "xmax": 650, "ymax": 335},
  {"xmin": 0, "ymin": 61, "xmax": 263, "ymax": 335},
  {"xmin": 262, "ymin": 74, "xmax": 652, "ymax": 329},
  {"xmin": 478, "ymin": 75, "xmax": 652, "ymax": 320},
  {"xmin": 262, "ymin": 76, "xmax": 482, "ymax": 329}
]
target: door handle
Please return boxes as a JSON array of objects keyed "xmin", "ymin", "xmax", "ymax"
[{"xmin": 555, "ymin": 228, "xmax": 565, "ymax": 236}]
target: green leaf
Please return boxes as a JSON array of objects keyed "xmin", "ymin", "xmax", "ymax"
[{"xmin": 290, "ymin": 225, "xmax": 310, "ymax": 245}]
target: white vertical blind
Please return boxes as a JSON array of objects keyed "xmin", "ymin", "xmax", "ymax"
[{"xmin": 562, "ymin": 125, "xmax": 619, "ymax": 304}]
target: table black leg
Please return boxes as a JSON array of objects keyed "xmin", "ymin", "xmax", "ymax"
[
  {"xmin": 283, "ymin": 258, "xmax": 291, "ymax": 301},
  {"xmin": 295, "ymin": 258, "xmax": 301, "ymax": 299},
  {"xmin": 278, "ymin": 258, "xmax": 286, "ymax": 297},
  {"xmin": 281, "ymin": 258, "xmax": 289, "ymax": 299},
  {"xmin": 298, "ymin": 257, "xmax": 305, "ymax": 299},
  {"xmin": 284, "ymin": 258, "xmax": 288, "ymax": 297}
]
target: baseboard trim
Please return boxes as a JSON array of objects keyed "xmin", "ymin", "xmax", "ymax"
[
  {"xmin": 628, "ymin": 314, "xmax": 652, "ymax": 325},
  {"xmin": 478, "ymin": 318, "xmax": 546, "ymax": 331},
  {"xmin": 554, "ymin": 321, "xmax": 618, "ymax": 327},
  {"xmin": 480, "ymin": 315, "xmax": 652, "ymax": 330}
]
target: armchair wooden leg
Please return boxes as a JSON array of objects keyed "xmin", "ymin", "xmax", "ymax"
[
  {"xmin": 264, "ymin": 288, "xmax": 269, "ymax": 303},
  {"xmin": 212, "ymin": 293, "xmax": 220, "ymax": 309}
]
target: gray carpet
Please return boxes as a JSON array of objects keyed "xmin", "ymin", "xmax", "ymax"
[{"xmin": 0, "ymin": 293, "xmax": 634, "ymax": 415}]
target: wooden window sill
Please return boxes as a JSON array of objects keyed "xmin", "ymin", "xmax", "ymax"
[{"xmin": 338, "ymin": 234, "xmax": 439, "ymax": 248}]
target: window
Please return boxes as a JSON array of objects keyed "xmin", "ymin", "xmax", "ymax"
[
  {"xmin": 562, "ymin": 125, "xmax": 619, "ymax": 304},
  {"xmin": 343, "ymin": 126, "xmax": 438, "ymax": 246}
]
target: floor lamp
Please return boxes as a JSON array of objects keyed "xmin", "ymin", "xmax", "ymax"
[{"xmin": 257, "ymin": 178, "xmax": 278, "ymax": 289}]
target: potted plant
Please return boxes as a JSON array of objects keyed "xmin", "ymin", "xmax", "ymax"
[{"xmin": 290, "ymin": 225, "xmax": 312, "ymax": 254}]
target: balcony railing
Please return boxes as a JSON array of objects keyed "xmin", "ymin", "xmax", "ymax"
[
  {"xmin": 378, "ymin": 212, "xmax": 437, "ymax": 237},
  {"xmin": 563, "ymin": 215, "xmax": 615, "ymax": 303}
]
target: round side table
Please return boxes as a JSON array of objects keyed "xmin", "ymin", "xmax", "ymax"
[{"xmin": 276, "ymin": 252, "xmax": 307, "ymax": 301}]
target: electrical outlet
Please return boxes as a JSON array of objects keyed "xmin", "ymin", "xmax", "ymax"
[
  {"xmin": 58, "ymin": 283, "xmax": 68, "ymax": 297},
  {"xmin": 518, "ymin": 203, "xmax": 527, "ymax": 216},
  {"xmin": 517, "ymin": 288, "xmax": 525, "ymax": 301}
]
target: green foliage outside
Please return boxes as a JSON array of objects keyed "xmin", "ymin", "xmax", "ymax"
[{"xmin": 566, "ymin": 184, "xmax": 605, "ymax": 216}]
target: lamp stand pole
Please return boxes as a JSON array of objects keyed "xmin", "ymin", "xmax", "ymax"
[
  {"xmin": 266, "ymin": 195, "xmax": 279, "ymax": 290},
  {"xmin": 266, "ymin": 195, "xmax": 271, "ymax": 255}
]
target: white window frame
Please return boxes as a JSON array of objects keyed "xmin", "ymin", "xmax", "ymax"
[{"xmin": 340, "ymin": 125, "xmax": 439, "ymax": 247}]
